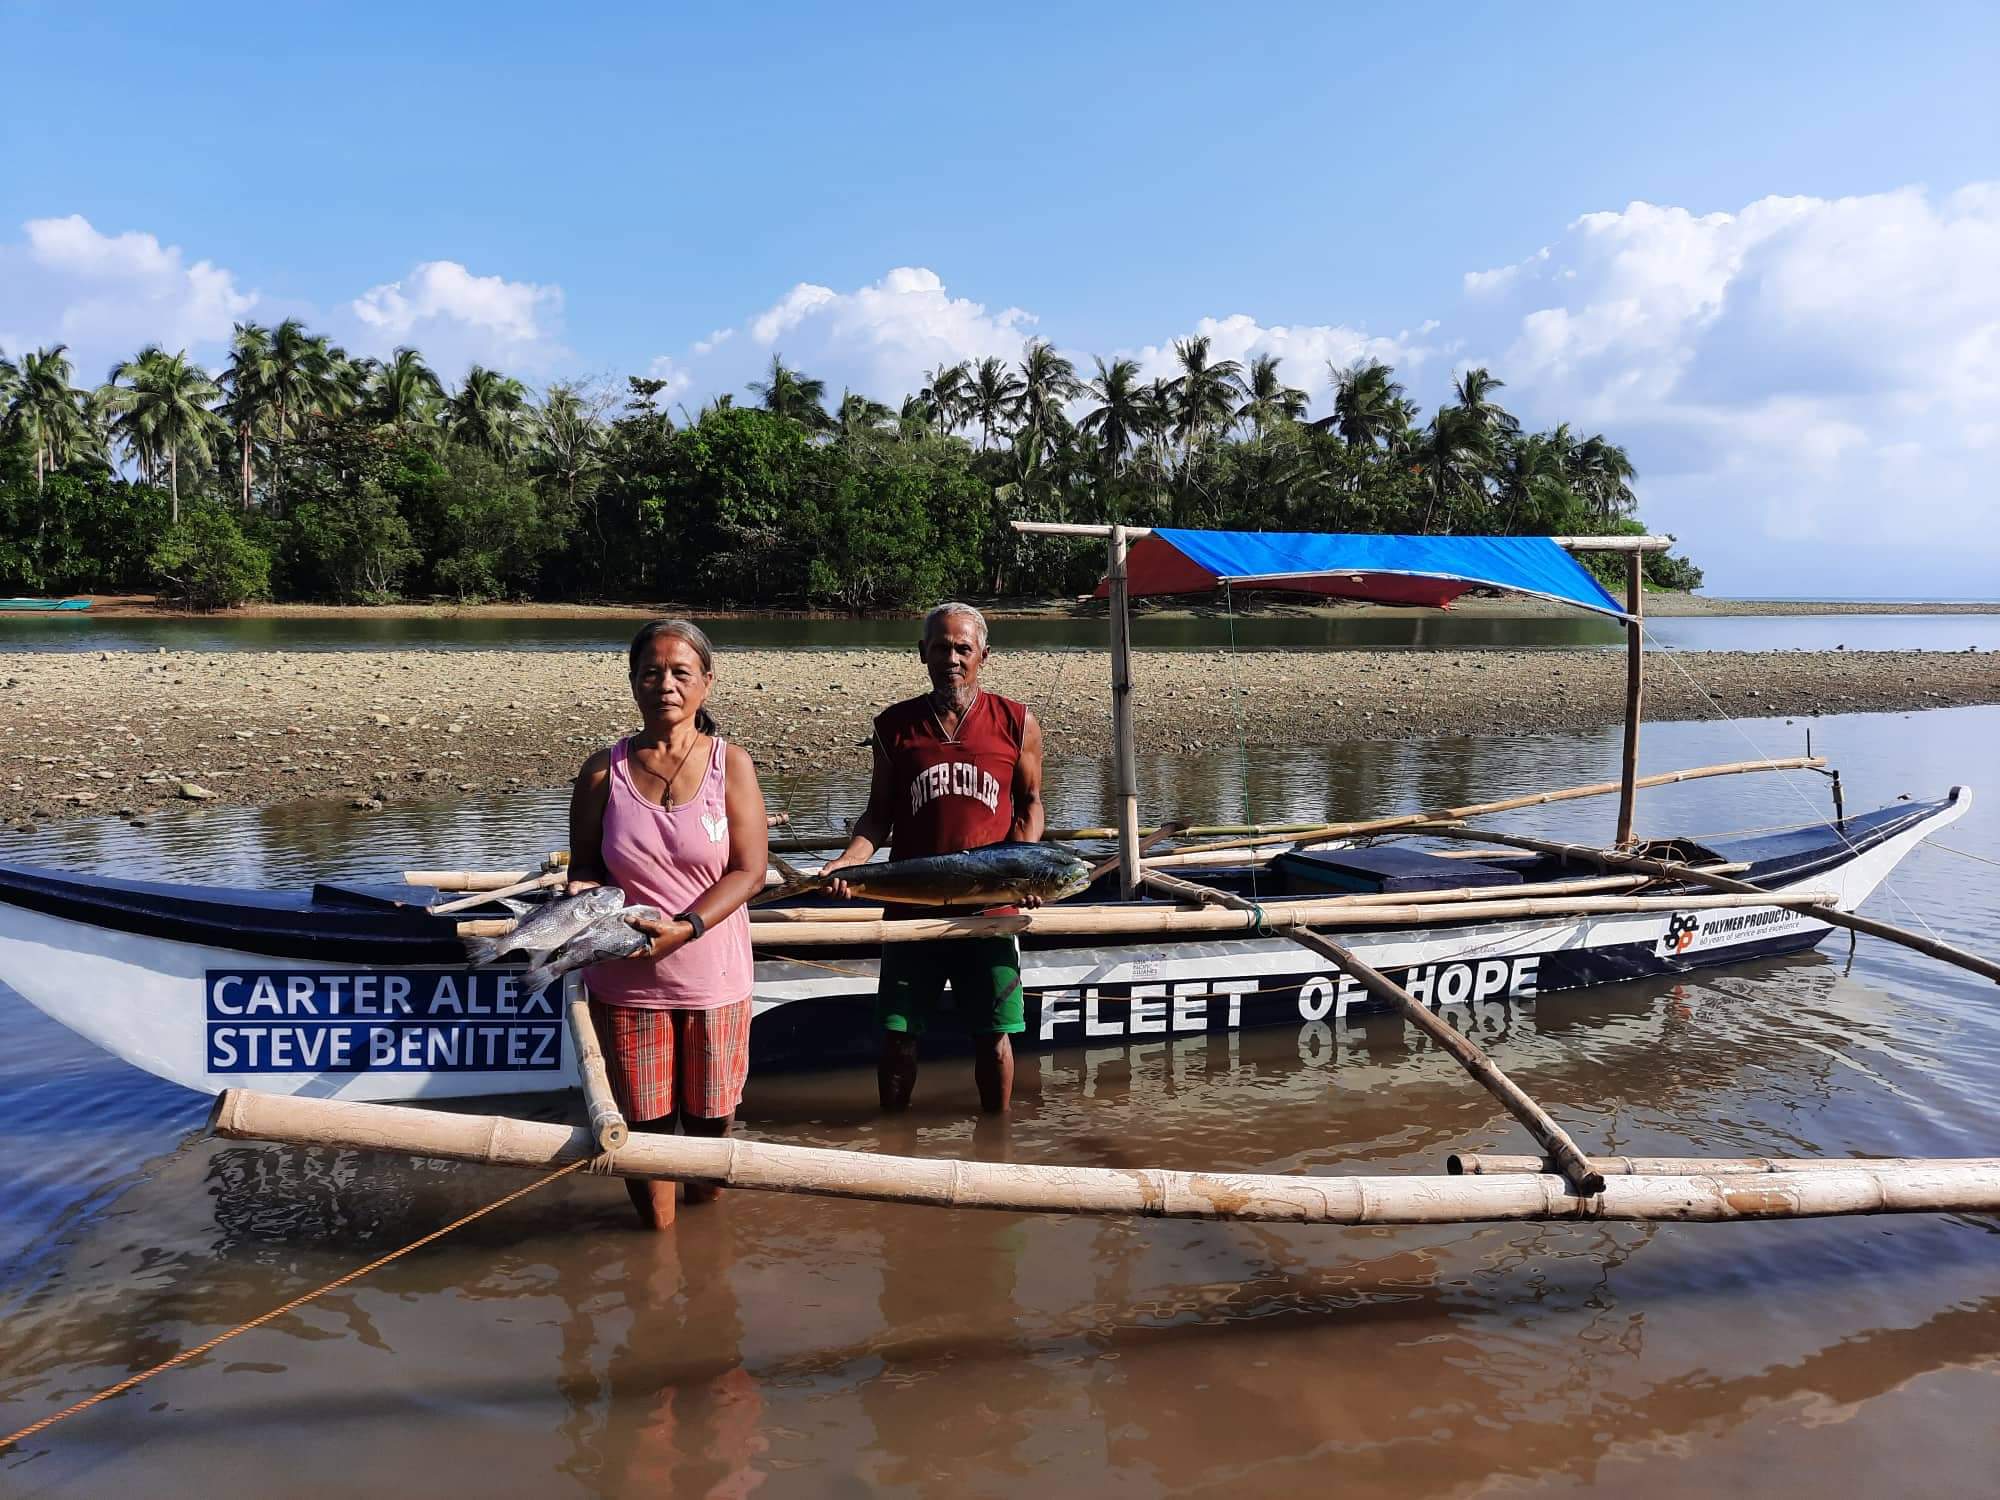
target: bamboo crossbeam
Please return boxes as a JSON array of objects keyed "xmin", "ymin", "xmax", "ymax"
[
  {"xmin": 744, "ymin": 865, "xmax": 1751, "ymax": 924},
  {"xmin": 565, "ymin": 985, "xmax": 628, "ymax": 1153},
  {"xmin": 767, "ymin": 819, "xmax": 1312, "ymax": 854},
  {"xmin": 209, "ymin": 1090, "xmax": 2000, "ymax": 1225},
  {"xmin": 1010, "ymin": 521, "xmax": 1675, "ymax": 554},
  {"xmin": 714, "ymin": 888, "xmax": 1840, "ymax": 949},
  {"xmin": 430, "ymin": 871, "xmax": 564, "ymax": 916},
  {"xmin": 1451, "ymin": 1153, "xmax": 2000, "ymax": 1177},
  {"xmin": 1164, "ymin": 757, "xmax": 1827, "ymax": 861},
  {"xmin": 1425, "ymin": 826, "xmax": 2000, "ymax": 986},
  {"xmin": 1143, "ymin": 868, "xmax": 1607, "ymax": 1194}
]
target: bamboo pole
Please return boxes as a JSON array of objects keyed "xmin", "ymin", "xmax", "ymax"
[
  {"xmin": 1143, "ymin": 867, "xmax": 1608, "ymax": 1194},
  {"xmin": 1425, "ymin": 825, "xmax": 2000, "ymax": 986},
  {"xmin": 744, "ymin": 865, "xmax": 1751, "ymax": 924},
  {"xmin": 1010, "ymin": 521, "xmax": 1675, "ymax": 554},
  {"xmin": 1108, "ymin": 524, "xmax": 1143, "ymax": 900},
  {"xmin": 1159, "ymin": 756, "xmax": 1827, "ymax": 862},
  {"xmin": 713, "ymin": 887, "xmax": 1841, "ymax": 949},
  {"xmin": 1615, "ymin": 552, "xmax": 1644, "ymax": 847},
  {"xmin": 565, "ymin": 982, "xmax": 628, "ymax": 1153},
  {"xmin": 208, "ymin": 1089, "xmax": 2000, "ymax": 1224},
  {"xmin": 768, "ymin": 820, "xmax": 1331, "ymax": 853},
  {"xmin": 1451, "ymin": 1153, "xmax": 2000, "ymax": 1177},
  {"xmin": 430, "ymin": 871, "xmax": 564, "ymax": 916}
]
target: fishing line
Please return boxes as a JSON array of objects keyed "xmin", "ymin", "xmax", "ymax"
[
  {"xmin": 0, "ymin": 1155, "xmax": 595, "ymax": 1455},
  {"xmin": 1637, "ymin": 622, "xmax": 1946, "ymax": 945}
]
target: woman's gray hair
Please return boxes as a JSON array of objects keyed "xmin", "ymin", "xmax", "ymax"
[{"xmin": 922, "ymin": 601, "xmax": 988, "ymax": 648}]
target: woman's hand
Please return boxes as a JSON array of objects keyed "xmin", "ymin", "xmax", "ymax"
[
  {"xmin": 564, "ymin": 878, "xmax": 602, "ymax": 897},
  {"xmin": 627, "ymin": 911, "xmax": 692, "ymax": 961}
]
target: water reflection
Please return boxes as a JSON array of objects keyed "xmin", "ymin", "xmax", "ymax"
[
  {"xmin": 8, "ymin": 609, "xmax": 2000, "ymax": 655},
  {"xmin": 2, "ymin": 708, "xmax": 1998, "ymax": 1495}
]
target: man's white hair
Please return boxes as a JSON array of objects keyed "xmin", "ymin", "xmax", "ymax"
[{"xmin": 922, "ymin": 601, "xmax": 988, "ymax": 648}]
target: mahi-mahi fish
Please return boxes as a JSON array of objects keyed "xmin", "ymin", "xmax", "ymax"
[
  {"xmin": 461, "ymin": 884, "xmax": 628, "ymax": 967},
  {"xmin": 774, "ymin": 841, "xmax": 1094, "ymax": 909},
  {"xmin": 515, "ymin": 904, "xmax": 666, "ymax": 998}
]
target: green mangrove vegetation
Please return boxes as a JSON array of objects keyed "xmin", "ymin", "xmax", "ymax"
[{"xmin": 0, "ymin": 325, "xmax": 1699, "ymax": 610}]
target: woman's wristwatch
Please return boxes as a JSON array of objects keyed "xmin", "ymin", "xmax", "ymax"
[{"xmin": 675, "ymin": 910, "xmax": 707, "ymax": 941}]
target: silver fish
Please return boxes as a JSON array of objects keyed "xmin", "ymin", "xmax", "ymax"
[
  {"xmin": 776, "ymin": 841, "xmax": 1093, "ymax": 909},
  {"xmin": 463, "ymin": 884, "xmax": 626, "ymax": 967},
  {"xmin": 518, "ymin": 904, "xmax": 666, "ymax": 998}
]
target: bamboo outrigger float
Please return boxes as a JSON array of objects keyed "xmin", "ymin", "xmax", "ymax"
[{"xmin": 4, "ymin": 523, "xmax": 1995, "ymax": 1227}]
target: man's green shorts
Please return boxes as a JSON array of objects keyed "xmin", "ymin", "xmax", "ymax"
[{"xmin": 877, "ymin": 935, "xmax": 1026, "ymax": 1036}]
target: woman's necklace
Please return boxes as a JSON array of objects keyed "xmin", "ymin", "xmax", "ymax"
[{"xmin": 638, "ymin": 730, "xmax": 703, "ymax": 808}]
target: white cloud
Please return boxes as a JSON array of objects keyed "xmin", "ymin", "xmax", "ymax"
[
  {"xmin": 1454, "ymin": 183, "xmax": 2000, "ymax": 592},
  {"xmin": 0, "ymin": 214, "xmax": 256, "ymax": 376},
  {"xmin": 347, "ymin": 259, "xmax": 565, "ymax": 377}
]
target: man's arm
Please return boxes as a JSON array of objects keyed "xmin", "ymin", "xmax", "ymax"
[
  {"xmin": 820, "ymin": 735, "xmax": 897, "ymax": 888},
  {"xmin": 1009, "ymin": 710, "xmax": 1045, "ymax": 843}
]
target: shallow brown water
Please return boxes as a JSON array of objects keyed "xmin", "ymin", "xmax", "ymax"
[{"xmin": 4, "ymin": 710, "xmax": 1999, "ymax": 1497}]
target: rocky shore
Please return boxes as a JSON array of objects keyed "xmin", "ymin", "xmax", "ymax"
[{"xmin": 5, "ymin": 646, "xmax": 1998, "ymax": 829}]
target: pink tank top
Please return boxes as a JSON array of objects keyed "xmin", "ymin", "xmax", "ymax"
[{"xmin": 583, "ymin": 735, "xmax": 754, "ymax": 1010}]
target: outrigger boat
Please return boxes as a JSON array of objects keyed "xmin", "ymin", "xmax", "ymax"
[
  {"xmin": 0, "ymin": 596, "xmax": 90, "ymax": 612},
  {"xmin": 0, "ymin": 528, "xmax": 1984, "ymax": 1107}
]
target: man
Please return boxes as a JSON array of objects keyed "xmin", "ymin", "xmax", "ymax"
[{"xmin": 821, "ymin": 601, "xmax": 1045, "ymax": 1113}]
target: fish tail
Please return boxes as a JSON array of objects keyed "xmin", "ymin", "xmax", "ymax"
[
  {"xmin": 518, "ymin": 958, "xmax": 562, "ymax": 998},
  {"xmin": 464, "ymin": 935, "xmax": 508, "ymax": 967},
  {"xmin": 753, "ymin": 853, "xmax": 823, "ymax": 907}
]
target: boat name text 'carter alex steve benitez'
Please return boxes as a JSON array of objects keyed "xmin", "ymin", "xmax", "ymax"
[{"xmin": 0, "ymin": 529, "xmax": 1978, "ymax": 1102}]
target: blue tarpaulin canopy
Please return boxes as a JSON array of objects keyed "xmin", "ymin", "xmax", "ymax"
[{"xmin": 1098, "ymin": 529, "xmax": 1626, "ymax": 618}]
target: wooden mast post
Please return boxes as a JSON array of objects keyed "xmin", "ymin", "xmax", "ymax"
[
  {"xmin": 1107, "ymin": 523, "xmax": 1144, "ymax": 900},
  {"xmin": 1616, "ymin": 549, "xmax": 1644, "ymax": 848}
]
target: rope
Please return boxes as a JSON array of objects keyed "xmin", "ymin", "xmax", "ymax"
[
  {"xmin": 1922, "ymin": 841, "xmax": 2000, "ymax": 871},
  {"xmin": 1638, "ymin": 623, "xmax": 1947, "ymax": 945},
  {"xmin": 0, "ymin": 1155, "xmax": 595, "ymax": 1454}
]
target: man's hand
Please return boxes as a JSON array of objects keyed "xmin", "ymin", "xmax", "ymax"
[
  {"xmin": 817, "ymin": 853, "xmax": 862, "ymax": 901},
  {"xmin": 626, "ymin": 911, "xmax": 692, "ymax": 961}
]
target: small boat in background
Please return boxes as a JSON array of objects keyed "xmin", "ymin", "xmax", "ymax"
[{"xmin": 0, "ymin": 597, "xmax": 91, "ymax": 612}]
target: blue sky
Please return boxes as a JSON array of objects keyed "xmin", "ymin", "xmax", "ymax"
[{"xmin": 4, "ymin": 2, "xmax": 1997, "ymax": 594}]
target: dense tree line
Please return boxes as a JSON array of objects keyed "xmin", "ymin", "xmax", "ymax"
[{"xmin": 0, "ymin": 326, "xmax": 1699, "ymax": 610}]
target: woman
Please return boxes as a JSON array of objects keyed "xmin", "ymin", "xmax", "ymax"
[{"xmin": 567, "ymin": 619, "xmax": 769, "ymax": 1230}]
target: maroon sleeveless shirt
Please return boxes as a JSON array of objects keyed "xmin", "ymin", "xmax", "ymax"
[{"xmin": 875, "ymin": 690, "xmax": 1027, "ymax": 859}]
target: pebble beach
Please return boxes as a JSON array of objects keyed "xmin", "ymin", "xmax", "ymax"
[{"xmin": 6, "ymin": 644, "xmax": 1998, "ymax": 828}]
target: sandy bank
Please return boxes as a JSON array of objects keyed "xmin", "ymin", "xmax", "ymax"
[{"xmin": 5, "ymin": 645, "xmax": 1997, "ymax": 828}]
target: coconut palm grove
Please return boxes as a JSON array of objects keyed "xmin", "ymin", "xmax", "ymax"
[{"xmin": 0, "ymin": 323, "xmax": 1698, "ymax": 610}]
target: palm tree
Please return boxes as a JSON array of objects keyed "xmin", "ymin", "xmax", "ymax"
[
  {"xmin": 1080, "ymin": 357, "xmax": 1147, "ymax": 471},
  {"xmin": 369, "ymin": 347, "xmax": 444, "ymax": 431},
  {"xmin": 1170, "ymin": 335, "xmax": 1244, "ymax": 469},
  {"xmin": 833, "ymin": 389, "xmax": 895, "ymax": 441},
  {"xmin": 1450, "ymin": 366, "xmax": 1520, "ymax": 444},
  {"xmin": 445, "ymin": 365, "xmax": 530, "ymax": 455},
  {"xmin": 3, "ymin": 345, "xmax": 90, "ymax": 492},
  {"xmin": 896, "ymin": 394, "xmax": 933, "ymax": 441},
  {"xmin": 748, "ymin": 354, "xmax": 829, "ymax": 430},
  {"xmin": 965, "ymin": 356, "xmax": 1024, "ymax": 450},
  {"xmin": 219, "ymin": 322, "xmax": 277, "ymax": 509},
  {"xmin": 1235, "ymin": 353, "xmax": 1308, "ymax": 436},
  {"xmin": 527, "ymin": 383, "xmax": 606, "ymax": 509},
  {"xmin": 1015, "ymin": 338, "xmax": 1081, "ymax": 452},
  {"xmin": 103, "ymin": 346, "xmax": 224, "ymax": 520},
  {"xmin": 1568, "ymin": 434, "xmax": 1637, "ymax": 525},
  {"xmin": 1417, "ymin": 404, "xmax": 1494, "ymax": 532},
  {"xmin": 1324, "ymin": 360, "xmax": 1412, "ymax": 452},
  {"xmin": 262, "ymin": 319, "xmax": 341, "ymax": 477},
  {"xmin": 919, "ymin": 361, "xmax": 970, "ymax": 438}
]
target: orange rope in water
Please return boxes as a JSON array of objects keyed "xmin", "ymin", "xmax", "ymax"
[{"xmin": 0, "ymin": 1155, "xmax": 594, "ymax": 1454}]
